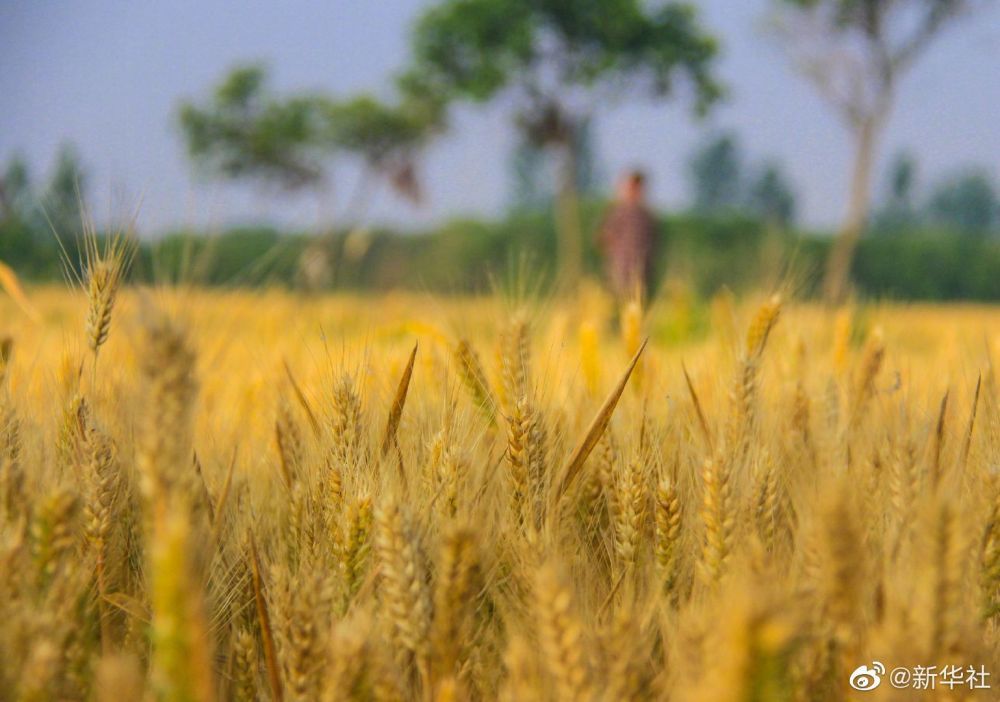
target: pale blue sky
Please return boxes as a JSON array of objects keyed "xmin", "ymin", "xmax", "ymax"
[{"xmin": 1, "ymin": 1, "xmax": 998, "ymax": 234}]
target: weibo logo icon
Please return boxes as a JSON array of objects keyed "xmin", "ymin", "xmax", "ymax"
[{"xmin": 849, "ymin": 661, "xmax": 886, "ymax": 691}]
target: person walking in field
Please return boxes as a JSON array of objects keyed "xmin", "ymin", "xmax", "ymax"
[{"xmin": 598, "ymin": 170, "xmax": 658, "ymax": 301}]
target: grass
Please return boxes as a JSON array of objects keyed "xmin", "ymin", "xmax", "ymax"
[{"xmin": 0, "ymin": 279, "xmax": 998, "ymax": 701}]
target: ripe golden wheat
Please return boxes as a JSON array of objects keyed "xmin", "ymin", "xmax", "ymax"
[{"xmin": 0, "ymin": 270, "xmax": 998, "ymax": 701}]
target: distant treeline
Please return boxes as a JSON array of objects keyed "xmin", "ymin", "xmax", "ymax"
[{"xmin": 2, "ymin": 207, "xmax": 999, "ymax": 301}]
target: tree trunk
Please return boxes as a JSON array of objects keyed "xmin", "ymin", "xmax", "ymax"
[
  {"xmin": 554, "ymin": 141, "xmax": 583, "ymax": 293},
  {"xmin": 823, "ymin": 117, "xmax": 879, "ymax": 304}
]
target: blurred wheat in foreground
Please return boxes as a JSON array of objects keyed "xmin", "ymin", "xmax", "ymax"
[{"xmin": 1, "ymin": 278, "xmax": 999, "ymax": 701}]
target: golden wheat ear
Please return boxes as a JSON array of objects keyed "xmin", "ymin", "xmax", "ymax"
[{"xmin": 81, "ymin": 229, "xmax": 136, "ymax": 362}]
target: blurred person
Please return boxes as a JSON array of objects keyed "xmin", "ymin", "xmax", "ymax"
[{"xmin": 597, "ymin": 170, "xmax": 659, "ymax": 300}]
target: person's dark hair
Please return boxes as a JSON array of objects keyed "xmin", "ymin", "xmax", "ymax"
[{"xmin": 628, "ymin": 170, "xmax": 646, "ymax": 187}]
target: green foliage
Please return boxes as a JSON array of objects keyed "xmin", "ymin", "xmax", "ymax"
[
  {"xmin": 319, "ymin": 94, "xmax": 441, "ymax": 202},
  {"xmin": 872, "ymin": 151, "xmax": 920, "ymax": 234},
  {"xmin": 747, "ymin": 163, "xmax": 796, "ymax": 227},
  {"xmin": 146, "ymin": 228, "xmax": 308, "ymax": 286},
  {"xmin": 407, "ymin": 0, "xmax": 721, "ymax": 139},
  {"xmin": 42, "ymin": 144, "xmax": 87, "ymax": 240},
  {"xmin": 661, "ymin": 214, "xmax": 783, "ymax": 294},
  {"xmin": 407, "ymin": 0, "xmax": 535, "ymax": 103},
  {"xmin": 927, "ymin": 169, "xmax": 998, "ymax": 236},
  {"xmin": 888, "ymin": 152, "xmax": 918, "ymax": 204},
  {"xmin": 0, "ymin": 147, "xmax": 86, "ymax": 274},
  {"xmin": 686, "ymin": 133, "xmax": 798, "ymax": 226},
  {"xmin": 321, "ymin": 97, "xmax": 431, "ymax": 165},
  {"xmin": 179, "ymin": 65, "xmax": 442, "ymax": 207},
  {"xmin": 3, "ymin": 210, "xmax": 999, "ymax": 300},
  {"xmin": 0, "ymin": 219, "xmax": 51, "ymax": 277},
  {"xmin": 0, "ymin": 156, "xmax": 32, "ymax": 220},
  {"xmin": 689, "ymin": 133, "xmax": 743, "ymax": 212},
  {"xmin": 871, "ymin": 156, "xmax": 999, "ymax": 238},
  {"xmin": 179, "ymin": 65, "xmax": 325, "ymax": 189},
  {"xmin": 852, "ymin": 232, "xmax": 1000, "ymax": 299}
]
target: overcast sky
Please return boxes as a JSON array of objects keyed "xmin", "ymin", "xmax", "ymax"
[{"xmin": 1, "ymin": 0, "xmax": 998, "ymax": 235}]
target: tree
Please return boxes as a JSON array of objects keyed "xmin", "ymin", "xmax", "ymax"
[
  {"xmin": 572, "ymin": 120, "xmax": 603, "ymax": 203},
  {"xmin": 179, "ymin": 65, "xmax": 441, "ymax": 288},
  {"xmin": 180, "ymin": 65, "xmax": 441, "ymax": 209},
  {"xmin": 888, "ymin": 151, "xmax": 917, "ymax": 205},
  {"xmin": 873, "ymin": 151, "xmax": 919, "ymax": 233},
  {"xmin": 0, "ymin": 156, "xmax": 33, "ymax": 222},
  {"xmin": 319, "ymin": 94, "xmax": 441, "ymax": 212},
  {"xmin": 404, "ymin": 0, "xmax": 721, "ymax": 290},
  {"xmin": 747, "ymin": 162, "xmax": 797, "ymax": 228},
  {"xmin": 179, "ymin": 65, "xmax": 326, "ymax": 192},
  {"xmin": 771, "ymin": 0, "xmax": 974, "ymax": 302},
  {"xmin": 927, "ymin": 169, "xmax": 998, "ymax": 235},
  {"xmin": 42, "ymin": 143, "xmax": 87, "ymax": 240},
  {"xmin": 509, "ymin": 138, "xmax": 550, "ymax": 212},
  {"xmin": 508, "ymin": 119, "xmax": 604, "ymax": 212},
  {"xmin": 688, "ymin": 132, "xmax": 743, "ymax": 213},
  {"xmin": 686, "ymin": 131, "xmax": 798, "ymax": 227},
  {"xmin": 0, "ymin": 155, "xmax": 48, "ymax": 275}
]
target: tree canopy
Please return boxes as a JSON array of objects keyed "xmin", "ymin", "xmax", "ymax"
[
  {"xmin": 179, "ymin": 66, "xmax": 325, "ymax": 190},
  {"xmin": 405, "ymin": 0, "xmax": 721, "ymax": 145},
  {"xmin": 748, "ymin": 163, "xmax": 797, "ymax": 228},
  {"xmin": 686, "ymin": 132, "xmax": 798, "ymax": 226},
  {"xmin": 179, "ymin": 66, "xmax": 441, "ymax": 200},
  {"xmin": 689, "ymin": 133, "xmax": 743, "ymax": 213},
  {"xmin": 928, "ymin": 169, "xmax": 998, "ymax": 235}
]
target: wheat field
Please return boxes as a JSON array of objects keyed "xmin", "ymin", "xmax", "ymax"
[{"xmin": 1, "ymin": 273, "xmax": 999, "ymax": 701}]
